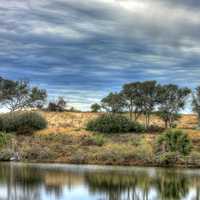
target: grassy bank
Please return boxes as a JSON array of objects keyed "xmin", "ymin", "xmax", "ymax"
[{"xmin": 0, "ymin": 111, "xmax": 200, "ymax": 167}]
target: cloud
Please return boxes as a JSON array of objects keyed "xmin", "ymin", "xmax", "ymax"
[{"xmin": 0, "ymin": 0, "xmax": 200, "ymax": 110}]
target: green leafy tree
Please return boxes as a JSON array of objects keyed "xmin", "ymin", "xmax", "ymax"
[
  {"xmin": 2, "ymin": 80, "xmax": 30, "ymax": 111},
  {"xmin": 139, "ymin": 81, "xmax": 159, "ymax": 128},
  {"xmin": 91, "ymin": 103, "xmax": 101, "ymax": 112},
  {"xmin": 121, "ymin": 82, "xmax": 143, "ymax": 120},
  {"xmin": 29, "ymin": 87, "xmax": 47, "ymax": 109},
  {"xmin": 192, "ymin": 86, "xmax": 200, "ymax": 127},
  {"xmin": 101, "ymin": 92, "xmax": 126, "ymax": 113},
  {"xmin": 0, "ymin": 77, "xmax": 47, "ymax": 111},
  {"xmin": 0, "ymin": 77, "xmax": 17, "ymax": 102},
  {"xmin": 157, "ymin": 84, "xmax": 191, "ymax": 128},
  {"xmin": 122, "ymin": 81, "xmax": 159, "ymax": 128}
]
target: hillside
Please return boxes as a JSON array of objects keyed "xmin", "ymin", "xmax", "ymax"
[
  {"xmin": 1, "ymin": 111, "xmax": 200, "ymax": 167},
  {"xmin": 37, "ymin": 111, "xmax": 199, "ymax": 136}
]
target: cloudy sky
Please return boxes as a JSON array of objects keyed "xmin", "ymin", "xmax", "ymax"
[{"xmin": 0, "ymin": 0, "xmax": 200, "ymax": 110}]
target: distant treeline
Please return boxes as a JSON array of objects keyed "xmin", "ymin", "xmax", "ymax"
[
  {"xmin": 1, "ymin": 77, "xmax": 200, "ymax": 128},
  {"xmin": 91, "ymin": 81, "xmax": 200, "ymax": 128},
  {"xmin": 0, "ymin": 76, "xmax": 76, "ymax": 113}
]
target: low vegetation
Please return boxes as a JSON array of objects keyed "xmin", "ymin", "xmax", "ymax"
[
  {"xmin": 0, "ymin": 112, "xmax": 47, "ymax": 135},
  {"xmin": 156, "ymin": 130, "xmax": 192, "ymax": 156},
  {"xmin": 86, "ymin": 114, "xmax": 145, "ymax": 133},
  {"xmin": 0, "ymin": 132, "xmax": 11, "ymax": 148}
]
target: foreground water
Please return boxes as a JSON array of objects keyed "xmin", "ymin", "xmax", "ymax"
[{"xmin": 0, "ymin": 163, "xmax": 199, "ymax": 200}]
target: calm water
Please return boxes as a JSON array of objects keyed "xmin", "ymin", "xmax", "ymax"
[{"xmin": 0, "ymin": 163, "xmax": 199, "ymax": 200}]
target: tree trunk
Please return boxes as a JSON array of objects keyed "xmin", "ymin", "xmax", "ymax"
[
  {"xmin": 198, "ymin": 113, "xmax": 200, "ymax": 128},
  {"xmin": 165, "ymin": 120, "xmax": 168, "ymax": 129},
  {"xmin": 145, "ymin": 114, "xmax": 148, "ymax": 129},
  {"xmin": 135, "ymin": 112, "xmax": 139, "ymax": 121},
  {"xmin": 129, "ymin": 101, "xmax": 133, "ymax": 120},
  {"xmin": 129, "ymin": 109, "xmax": 133, "ymax": 120},
  {"xmin": 145, "ymin": 113, "xmax": 150, "ymax": 129},
  {"xmin": 147, "ymin": 114, "xmax": 150, "ymax": 128}
]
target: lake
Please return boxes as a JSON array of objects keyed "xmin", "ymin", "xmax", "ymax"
[{"xmin": 0, "ymin": 162, "xmax": 199, "ymax": 200}]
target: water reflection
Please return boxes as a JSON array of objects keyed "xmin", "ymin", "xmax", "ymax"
[{"xmin": 0, "ymin": 163, "xmax": 199, "ymax": 200}]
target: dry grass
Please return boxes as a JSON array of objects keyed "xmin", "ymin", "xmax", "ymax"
[
  {"xmin": 36, "ymin": 111, "xmax": 200, "ymax": 138},
  {"xmin": 1, "ymin": 111, "xmax": 198, "ymax": 167},
  {"xmin": 36, "ymin": 111, "xmax": 200, "ymax": 155}
]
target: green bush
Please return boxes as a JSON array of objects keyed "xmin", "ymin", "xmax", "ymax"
[
  {"xmin": 0, "ymin": 112, "xmax": 47, "ymax": 135},
  {"xmin": 82, "ymin": 134, "xmax": 106, "ymax": 146},
  {"xmin": 156, "ymin": 152, "xmax": 178, "ymax": 165},
  {"xmin": 86, "ymin": 114, "xmax": 145, "ymax": 134},
  {"xmin": 156, "ymin": 129, "xmax": 192, "ymax": 156},
  {"xmin": 0, "ymin": 132, "xmax": 11, "ymax": 148}
]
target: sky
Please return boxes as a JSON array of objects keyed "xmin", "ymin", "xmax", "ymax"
[{"xmin": 0, "ymin": 0, "xmax": 200, "ymax": 110}]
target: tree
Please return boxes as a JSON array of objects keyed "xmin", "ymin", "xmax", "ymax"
[
  {"xmin": 0, "ymin": 77, "xmax": 47, "ymax": 111},
  {"xmin": 121, "ymin": 82, "xmax": 143, "ymax": 121},
  {"xmin": 0, "ymin": 77, "xmax": 17, "ymax": 102},
  {"xmin": 48, "ymin": 97, "xmax": 67, "ymax": 112},
  {"xmin": 29, "ymin": 87, "xmax": 47, "ymax": 109},
  {"xmin": 122, "ymin": 81, "xmax": 159, "ymax": 128},
  {"xmin": 47, "ymin": 102, "xmax": 58, "ymax": 112},
  {"xmin": 157, "ymin": 84, "xmax": 191, "ymax": 128},
  {"xmin": 192, "ymin": 86, "xmax": 200, "ymax": 127},
  {"xmin": 101, "ymin": 92, "xmax": 126, "ymax": 113},
  {"xmin": 139, "ymin": 81, "xmax": 159, "ymax": 128},
  {"xmin": 2, "ymin": 80, "xmax": 30, "ymax": 111},
  {"xmin": 57, "ymin": 96, "xmax": 67, "ymax": 111},
  {"xmin": 91, "ymin": 103, "xmax": 101, "ymax": 112}
]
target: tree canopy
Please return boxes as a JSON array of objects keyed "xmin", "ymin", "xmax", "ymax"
[
  {"xmin": 156, "ymin": 84, "xmax": 191, "ymax": 128},
  {"xmin": 0, "ymin": 77, "xmax": 47, "ymax": 111},
  {"xmin": 101, "ymin": 92, "xmax": 126, "ymax": 113},
  {"xmin": 192, "ymin": 86, "xmax": 200, "ymax": 126},
  {"xmin": 91, "ymin": 103, "xmax": 101, "ymax": 112}
]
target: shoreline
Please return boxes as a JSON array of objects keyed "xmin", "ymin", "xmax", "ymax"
[{"xmin": 1, "ymin": 160, "xmax": 200, "ymax": 169}]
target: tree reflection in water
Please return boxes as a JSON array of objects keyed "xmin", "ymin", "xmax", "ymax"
[
  {"xmin": 85, "ymin": 170, "xmax": 153, "ymax": 200},
  {"xmin": 155, "ymin": 170, "xmax": 189, "ymax": 200},
  {"xmin": 85, "ymin": 169, "xmax": 200, "ymax": 200},
  {"xmin": 0, "ymin": 163, "xmax": 199, "ymax": 200},
  {"xmin": 0, "ymin": 163, "xmax": 42, "ymax": 200}
]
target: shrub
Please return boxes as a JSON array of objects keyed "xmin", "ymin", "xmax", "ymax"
[
  {"xmin": 86, "ymin": 114, "xmax": 145, "ymax": 134},
  {"xmin": 146, "ymin": 125, "xmax": 164, "ymax": 133},
  {"xmin": 0, "ymin": 148, "xmax": 15, "ymax": 161},
  {"xmin": 155, "ymin": 152, "xmax": 178, "ymax": 165},
  {"xmin": 82, "ymin": 135, "xmax": 106, "ymax": 146},
  {"xmin": 0, "ymin": 112, "xmax": 47, "ymax": 135},
  {"xmin": 0, "ymin": 132, "xmax": 12, "ymax": 148},
  {"xmin": 156, "ymin": 129, "xmax": 192, "ymax": 156},
  {"xmin": 187, "ymin": 151, "xmax": 200, "ymax": 165}
]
